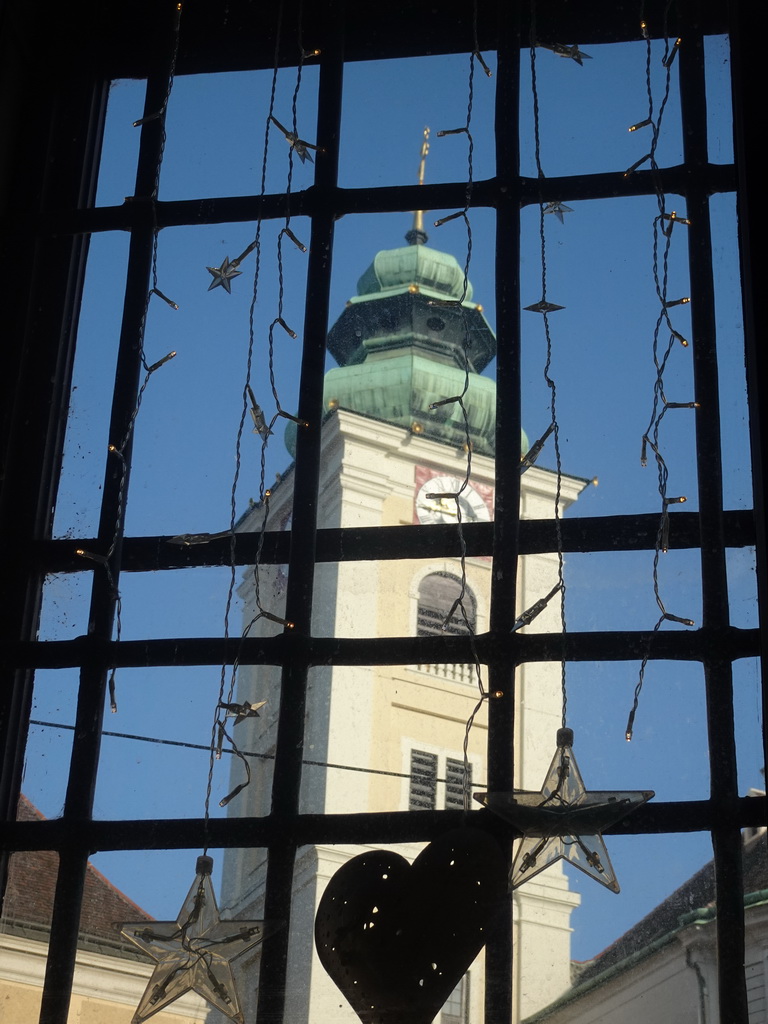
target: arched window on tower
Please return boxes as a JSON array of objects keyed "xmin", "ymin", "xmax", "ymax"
[{"xmin": 416, "ymin": 572, "xmax": 477, "ymax": 685}]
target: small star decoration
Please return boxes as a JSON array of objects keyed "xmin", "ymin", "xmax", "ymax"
[
  {"xmin": 206, "ymin": 257, "xmax": 242, "ymax": 293},
  {"xmin": 543, "ymin": 201, "xmax": 574, "ymax": 224},
  {"xmin": 269, "ymin": 115, "xmax": 320, "ymax": 164},
  {"xmin": 476, "ymin": 729, "xmax": 653, "ymax": 893},
  {"xmin": 218, "ymin": 699, "xmax": 267, "ymax": 726},
  {"xmin": 539, "ymin": 42, "xmax": 592, "ymax": 65},
  {"xmin": 524, "ymin": 299, "xmax": 565, "ymax": 314},
  {"xmin": 121, "ymin": 856, "xmax": 273, "ymax": 1023}
]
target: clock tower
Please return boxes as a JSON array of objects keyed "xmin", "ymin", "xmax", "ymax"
[{"xmin": 220, "ymin": 225, "xmax": 587, "ymax": 1024}]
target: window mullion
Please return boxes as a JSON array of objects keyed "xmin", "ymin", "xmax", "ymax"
[
  {"xmin": 679, "ymin": 29, "xmax": 749, "ymax": 1023},
  {"xmin": 485, "ymin": 13, "xmax": 522, "ymax": 1024},
  {"xmin": 257, "ymin": 24, "xmax": 346, "ymax": 1024}
]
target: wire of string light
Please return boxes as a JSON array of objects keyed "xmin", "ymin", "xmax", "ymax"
[
  {"xmin": 200, "ymin": 6, "xmax": 321, "ymax": 834},
  {"xmin": 77, "ymin": 3, "xmax": 182, "ymax": 716},
  {"xmin": 625, "ymin": 3, "xmax": 695, "ymax": 741},
  {"xmin": 525, "ymin": 6, "xmax": 570, "ymax": 732},
  {"xmin": 428, "ymin": 2, "xmax": 496, "ymax": 813}
]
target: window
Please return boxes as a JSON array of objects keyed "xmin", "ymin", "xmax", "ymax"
[
  {"xmin": 417, "ymin": 572, "xmax": 477, "ymax": 636},
  {"xmin": 1, "ymin": 5, "xmax": 764, "ymax": 1024},
  {"xmin": 445, "ymin": 757, "xmax": 470, "ymax": 811},
  {"xmin": 408, "ymin": 752, "xmax": 473, "ymax": 811},
  {"xmin": 409, "ymin": 750, "xmax": 438, "ymax": 810}
]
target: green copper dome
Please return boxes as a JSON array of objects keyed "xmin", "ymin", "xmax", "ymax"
[
  {"xmin": 310, "ymin": 232, "xmax": 528, "ymax": 458},
  {"xmin": 356, "ymin": 244, "xmax": 474, "ymax": 303}
]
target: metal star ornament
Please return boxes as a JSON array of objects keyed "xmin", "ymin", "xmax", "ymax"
[
  {"xmin": 539, "ymin": 42, "xmax": 592, "ymax": 65},
  {"xmin": 206, "ymin": 257, "xmax": 242, "ymax": 293},
  {"xmin": 218, "ymin": 699, "xmax": 267, "ymax": 726},
  {"xmin": 476, "ymin": 729, "xmax": 653, "ymax": 893},
  {"xmin": 269, "ymin": 115, "xmax": 320, "ymax": 164},
  {"xmin": 524, "ymin": 299, "xmax": 565, "ymax": 314},
  {"xmin": 542, "ymin": 201, "xmax": 574, "ymax": 224},
  {"xmin": 121, "ymin": 856, "xmax": 275, "ymax": 1023}
]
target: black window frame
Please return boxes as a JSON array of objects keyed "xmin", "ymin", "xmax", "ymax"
[{"xmin": 0, "ymin": 3, "xmax": 765, "ymax": 1024}]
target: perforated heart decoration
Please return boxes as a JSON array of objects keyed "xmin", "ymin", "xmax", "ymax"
[{"xmin": 314, "ymin": 829, "xmax": 507, "ymax": 1024}]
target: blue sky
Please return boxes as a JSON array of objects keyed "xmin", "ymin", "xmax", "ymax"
[{"xmin": 23, "ymin": 34, "xmax": 762, "ymax": 963}]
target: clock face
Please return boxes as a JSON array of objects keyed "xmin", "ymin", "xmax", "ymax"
[{"xmin": 415, "ymin": 474, "xmax": 492, "ymax": 525}]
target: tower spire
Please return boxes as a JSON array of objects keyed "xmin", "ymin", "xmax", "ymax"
[{"xmin": 406, "ymin": 127, "xmax": 430, "ymax": 245}]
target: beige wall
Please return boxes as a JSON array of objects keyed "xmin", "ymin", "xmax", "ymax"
[{"xmin": 0, "ymin": 933, "xmax": 208, "ymax": 1023}]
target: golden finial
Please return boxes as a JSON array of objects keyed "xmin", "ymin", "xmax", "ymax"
[{"xmin": 407, "ymin": 127, "xmax": 430, "ymax": 245}]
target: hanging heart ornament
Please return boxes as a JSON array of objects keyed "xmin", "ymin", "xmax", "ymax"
[{"xmin": 315, "ymin": 828, "xmax": 507, "ymax": 1024}]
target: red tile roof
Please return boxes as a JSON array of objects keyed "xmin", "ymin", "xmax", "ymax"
[{"xmin": 3, "ymin": 795, "xmax": 152, "ymax": 942}]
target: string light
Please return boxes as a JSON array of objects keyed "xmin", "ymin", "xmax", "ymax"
[
  {"xmin": 473, "ymin": 51, "xmax": 493, "ymax": 77},
  {"xmin": 512, "ymin": 582, "xmax": 563, "ymax": 632},
  {"xmin": 433, "ymin": 210, "xmax": 468, "ymax": 228},
  {"xmin": 661, "ymin": 37, "xmax": 682, "ymax": 68},
  {"xmin": 625, "ymin": 14, "xmax": 695, "ymax": 740},
  {"xmin": 662, "ymin": 211, "xmax": 691, "ymax": 235},
  {"xmin": 426, "ymin": 2, "xmax": 497, "ymax": 815},
  {"xmin": 624, "ymin": 152, "xmax": 651, "ymax": 176},
  {"xmin": 205, "ymin": 23, "xmax": 312, "ymax": 828},
  {"xmin": 87, "ymin": 14, "xmax": 182, "ymax": 712},
  {"xmin": 520, "ymin": 421, "xmax": 555, "ymax": 470},
  {"xmin": 478, "ymin": 13, "xmax": 653, "ymax": 892},
  {"xmin": 150, "ymin": 288, "xmax": 180, "ymax": 310}
]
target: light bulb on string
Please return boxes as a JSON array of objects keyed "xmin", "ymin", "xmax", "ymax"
[
  {"xmin": 624, "ymin": 153, "xmax": 651, "ymax": 176},
  {"xmin": 512, "ymin": 582, "xmax": 563, "ymax": 632},
  {"xmin": 520, "ymin": 422, "xmax": 555, "ymax": 470},
  {"xmin": 662, "ymin": 211, "xmax": 691, "ymax": 235},
  {"xmin": 149, "ymin": 288, "xmax": 179, "ymax": 310},
  {"xmin": 662, "ymin": 37, "xmax": 682, "ymax": 68},
  {"xmin": 473, "ymin": 50, "xmax": 493, "ymax": 77}
]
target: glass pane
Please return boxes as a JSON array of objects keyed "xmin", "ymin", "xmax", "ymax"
[
  {"xmin": 22, "ymin": 670, "xmax": 78, "ymax": 819},
  {"xmin": 519, "ymin": 40, "xmax": 683, "ymax": 180},
  {"xmin": 96, "ymin": 79, "xmax": 145, "ymax": 207},
  {"xmin": 158, "ymin": 67, "xmax": 320, "ymax": 201},
  {"xmin": 339, "ymin": 54, "xmax": 496, "ymax": 189}
]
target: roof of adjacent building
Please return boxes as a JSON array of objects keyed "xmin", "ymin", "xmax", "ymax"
[
  {"xmin": 574, "ymin": 826, "xmax": 768, "ymax": 989},
  {"xmin": 1, "ymin": 795, "xmax": 153, "ymax": 960},
  {"xmin": 525, "ymin": 827, "xmax": 768, "ymax": 1021}
]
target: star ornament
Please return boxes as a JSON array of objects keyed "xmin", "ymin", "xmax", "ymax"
[
  {"xmin": 475, "ymin": 729, "xmax": 653, "ymax": 893},
  {"xmin": 524, "ymin": 299, "xmax": 565, "ymax": 314},
  {"xmin": 206, "ymin": 256, "xmax": 242, "ymax": 293},
  {"xmin": 539, "ymin": 42, "xmax": 592, "ymax": 65},
  {"xmin": 543, "ymin": 200, "xmax": 574, "ymax": 224},
  {"xmin": 219, "ymin": 699, "xmax": 267, "ymax": 726},
  {"xmin": 121, "ymin": 856, "xmax": 275, "ymax": 1023}
]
